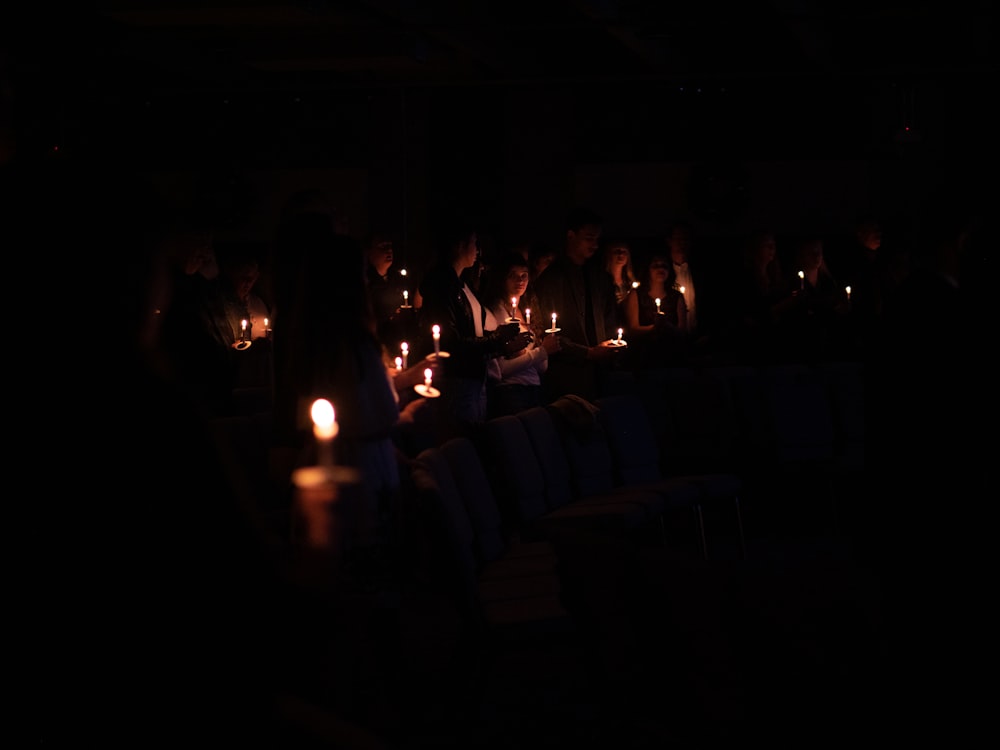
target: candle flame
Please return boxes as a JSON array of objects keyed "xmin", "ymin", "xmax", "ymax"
[
  {"xmin": 432, "ymin": 324, "xmax": 440, "ymax": 336},
  {"xmin": 310, "ymin": 399, "xmax": 338, "ymax": 440},
  {"xmin": 424, "ymin": 368, "xmax": 433, "ymax": 387},
  {"xmin": 401, "ymin": 342, "xmax": 408, "ymax": 352},
  {"xmin": 798, "ymin": 271, "xmax": 805, "ymax": 279},
  {"xmin": 679, "ymin": 286, "xmax": 686, "ymax": 295}
]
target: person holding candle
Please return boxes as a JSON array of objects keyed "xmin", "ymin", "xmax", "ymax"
[
  {"xmin": 481, "ymin": 252, "xmax": 560, "ymax": 417},
  {"xmin": 364, "ymin": 230, "xmax": 417, "ymax": 352},
  {"xmin": 623, "ymin": 251, "xmax": 690, "ymax": 368},
  {"xmin": 783, "ymin": 234, "xmax": 847, "ymax": 361},
  {"xmin": 724, "ymin": 228, "xmax": 798, "ymax": 363},
  {"xmin": 603, "ymin": 238, "xmax": 638, "ymax": 332},
  {"xmin": 532, "ymin": 207, "xmax": 621, "ymax": 402},
  {"xmin": 417, "ymin": 220, "xmax": 530, "ymax": 437},
  {"xmin": 270, "ymin": 211, "xmax": 405, "ymax": 568}
]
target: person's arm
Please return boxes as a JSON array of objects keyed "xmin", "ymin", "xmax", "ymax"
[
  {"xmin": 623, "ymin": 289, "xmax": 654, "ymax": 335},
  {"xmin": 419, "ymin": 277, "xmax": 519, "ymax": 360}
]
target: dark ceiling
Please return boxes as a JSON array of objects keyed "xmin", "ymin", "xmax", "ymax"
[
  {"xmin": 5, "ymin": 2, "xmax": 996, "ymax": 167},
  {"xmin": 11, "ymin": 1, "xmax": 996, "ymax": 92}
]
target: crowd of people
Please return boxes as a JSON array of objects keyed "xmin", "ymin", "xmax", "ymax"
[{"xmin": 18, "ymin": 129, "xmax": 985, "ymax": 741}]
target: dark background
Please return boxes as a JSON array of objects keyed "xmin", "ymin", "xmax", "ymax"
[{"xmin": 5, "ymin": 2, "xmax": 995, "ymax": 267}]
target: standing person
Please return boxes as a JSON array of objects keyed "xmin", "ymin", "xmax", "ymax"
[
  {"xmin": 667, "ymin": 221, "xmax": 708, "ymax": 338},
  {"xmin": 532, "ymin": 207, "xmax": 622, "ymax": 402},
  {"xmin": 603, "ymin": 238, "xmax": 638, "ymax": 330},
  {"xmin": 417, "ymin": 220, "xmax": 529, "ymax": 438},
  {"xmin": 270, "ymin": 210, "xmax": 404, "ymax": 564},
  {"xmin": 624, "ymin": 251, "xmax": 689, "ymax": 368},
  {"xmin": 364, "ymin": 231, "xmax": 415, "ymax": 352},
  {"xmin": 481, "ymin": 252, "xmax": 561, "ymax": 418}
]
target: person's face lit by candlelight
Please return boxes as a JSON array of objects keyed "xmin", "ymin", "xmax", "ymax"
[{"xmin": 504, "ymin": 264, "xmax": 530, "ymax": 305}]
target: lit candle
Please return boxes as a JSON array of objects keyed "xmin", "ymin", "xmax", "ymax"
[
  {"xmin": 402, "ymin": 290, "xmax": 409, "ymax": 306},
  {"xmin": 798, "ymin": 270, "xmax": 805, "ymax": 290},
  {"xmin": 511, "ymin": 296, "xmax": 518, "ymax": 320},
  {"xmin": 400, "ymin": 268, "xmax": 407, "ymax": 277},
  {"xmin": 551, "ymin": 312, "xmax": 557, "ymax": 330},
  {"xmin": 395, "ymin": 356, "xmax": 402, "ymax": 371},
  {"xmin": 310, "ymin": 398, "xmax": 338, "ymax": 468},
  {"xmin": 401, "ymin": 341, "xmax": 409, "ymax": 369},
  {"xmin": 655, "ymin": 298, "xmax": 661, "ymax": 314},
  {"xmin": 525, "ymin": 308, "xmax": 531, "ymax": 326},
  {"xmin": 264, "ymin": 317, "xmax": 269, "ymax": 329},
  {"xmin": 617, "ymin": 327, "xmax": 623, "ymax": 344},
  {"xmin": 632, "ymin": 281, "xmax": 640, "ymax": 289},
  {"xmin": 432, "ymin": 324, "xmax": 441, "ymax": 356},
  {"xmin": 845, "ymin": 285, "xmax": 851, "ymax": 301},
  {"xmin": 424, "ymin": 368, "xmax": 433, "ymax": 389},
  {"xmin": 240, "ymin": 318, "xmax": 248, "ymax": 342},
  {"xmin": 679, "ymin": 286, "xmax": 686, "ymax": 295}
]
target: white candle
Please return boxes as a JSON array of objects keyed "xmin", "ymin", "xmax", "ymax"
[
  {"xmin": 240, "ymin": 318, "xmax": 248, "ymax": 341},
  {"xmin": 617, "ymin": 327, "xmax": 623, "ymax": 343},
  {"xmin": 525, "ymin": 308, "xmax": 531, "ymax": 325},
  {"xmin": 401, "ymin": 341, "xmax": 409, "ymax": 369},
  {"xmin": 403, "ymin": 290, "xmax": 409, "ymax": 306},
  {"xmin": 432, "ymin": 324, "xmax": 440, "ymax": 355},
  {"xmin": 310, "ymin": 398, "xmax": 338, "ymax": 467},
  {"xmin": 511, "ymin": 296, "xmax": 518, "ymax": 319},
  {"xmin": 655, "ymin": 298, "xmax": 661, "ymax": 313},
  {"xmin": 264, "ymin": 317, "xmax": 269, "ymax": 329},
  {"xmin": 845, "ymin": 286, "xmax": 851, "ymax": 300},
  {"xmin": 424, "ymin": 368, "xmax": 433, "ymax": 389},
  {"xmin": 798, "ymin": 270, "xmax": 805, "ymax": 290},
  {"xmin": 551, "ymin": 312, "xmax": 557, "ymax": 330},
  {"xmin": 395, "ymin": 356, "xmax": 402, "ymax": 371}
]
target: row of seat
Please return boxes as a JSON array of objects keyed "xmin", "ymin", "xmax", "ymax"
[{"xmin": 406, "ymin": 360, "xmax": 865, "ymax": 641}]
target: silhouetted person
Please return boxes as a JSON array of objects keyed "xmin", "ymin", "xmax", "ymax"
[{"xmin": 533, "ymin": 207, "xmax": 622, "ymax": 402}]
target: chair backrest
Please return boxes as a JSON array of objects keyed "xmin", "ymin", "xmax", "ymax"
[
  {"xmin": 595, "ymin": 393, "xmax": 662, "ymax": 485},
  {"xmin": 516, "ymin": 407, "xmax": 576, "ymax": 510},
  {"xmin": 438, "ymin": 437, "xmax": 508, "ymax": 564},
  {"xmin": 411, "ymin": 446, "xmax": 479, "ymax": 606},
  {"xmin": 544, "ymin": 396, "xmax": 616, "ymax": 497},
  {"xmin": 662, "ymin": 369, "xmax": 741, "ymax": 476},
  {"xmin": 480, "ymin": 415, "xmax": 550, "ymax": 527},
  {"xmin": 816, "ymin": 360, "xmax": 865, "ymax": 471},
  {"xmin": 761, "ymin": 368, "xmax": 836, "ymax": 467}
]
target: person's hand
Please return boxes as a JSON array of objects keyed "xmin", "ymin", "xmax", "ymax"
[
  {"xmin": 541, "ymin": 333, "xmax": 561, "ymax": 354},
  {"xmin": 496, "ymin": 322, "xmax": 520, "ymax": 343},
  {"xmin": 502, "ymin": 331, "xmax": 533, "ymax": 358}
]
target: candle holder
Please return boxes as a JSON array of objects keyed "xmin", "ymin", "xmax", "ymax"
[
  {"xmin": 414, "ymin": 367, "xmax": 441, "ymax": 398},
  {"xmin": 233, "ymin": 340, "xmax": 252, "ymax": 350},
  {"xmin": 426, "ymin": 351, "xmax": 451, "ymax": 360}
]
